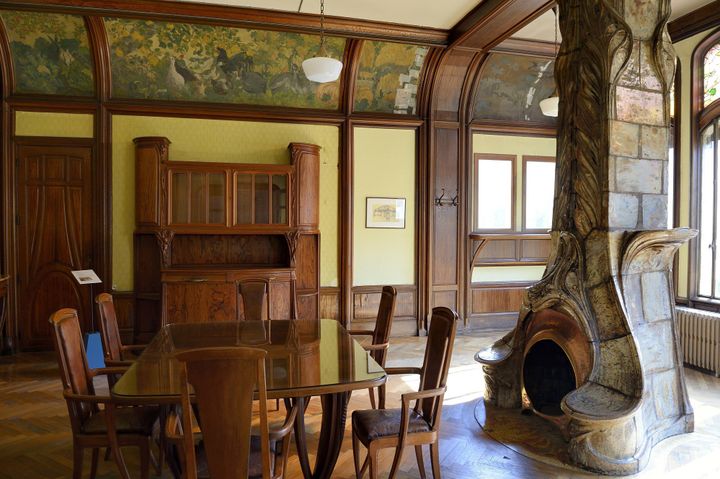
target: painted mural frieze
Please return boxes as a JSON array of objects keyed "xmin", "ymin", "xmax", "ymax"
[
  {"xmin": 353, "ymin": 40, "xmax": 428, "ymax": 115},
  {"xmin": 0, "ymin": 10, "xmax": 94, "ymax": 96},
  {"xmin": 472, "ymin": 53, "xmax": 555, "ymax": 125},
  {"xmin": 104, "ymin": 18, "xmax": 345, "ymax": 109}
]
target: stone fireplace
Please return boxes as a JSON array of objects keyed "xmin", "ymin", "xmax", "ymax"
[{"xmin": 476, "ymin": 0, "xmax": 696, "ymax": 475}]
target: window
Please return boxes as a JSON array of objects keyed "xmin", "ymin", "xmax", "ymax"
[
  {"xmin": 523, "ymin": 156, "xmax": 556, "ymax": 231},
  {"xmin": 474, "ymin": 154, "xmax": 515, "ymax": 231},
  {"xmin": 692, "ymin": 33, "xmax": 720, "ymax": 301}
]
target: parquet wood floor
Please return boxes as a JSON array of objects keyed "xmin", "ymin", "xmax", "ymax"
[{"xmin": 2, "ymin": 332, "xmax": 720, "ymax": 479}]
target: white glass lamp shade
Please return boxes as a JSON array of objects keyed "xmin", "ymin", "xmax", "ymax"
[
  {"xmin": 302, "ymin": 56, "xmax": 343, "ymax": 83},
  {"xmin": 540, "ymin": 95, "xmax": 559, "ymax": 117}
]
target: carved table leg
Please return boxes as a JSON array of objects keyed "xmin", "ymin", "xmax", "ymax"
[{"xmin": 294, "ymin": 392, "xmax": 351, "ymax": 479}]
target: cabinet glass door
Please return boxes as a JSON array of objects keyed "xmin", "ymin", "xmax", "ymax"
[
  {"xmin": 170, "ymin": 170, "xmax": 226, "ymax": 225},
  {"xmin": 272, "ymin": 175, "xmax": 288, "ymax": 225}
]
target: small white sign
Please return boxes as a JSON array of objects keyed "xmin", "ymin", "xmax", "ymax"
[{"xmin": 71, "ymin": 269, "xmax": 102, "ymax": 285}]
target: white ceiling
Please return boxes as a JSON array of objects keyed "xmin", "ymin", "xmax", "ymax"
[
  {"xmin": 513, "ymin": 0, "xmax": 715, "ymax": 42},
  {"xmin": 173, "ymin": 0, "xmax": 714, "ymax": 37},
  {"xmin": 174, "ymin": 0, "xmax": 482, "ymax": 29}
]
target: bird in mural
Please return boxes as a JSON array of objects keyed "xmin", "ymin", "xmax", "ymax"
[
  {"xmin": 215, "ymin": 47, "xmax": 253, "ymax": 80},
  {"xmin": 269, "ymin": 63, "xmax": 309, "ymax": 96},
  {"xmin": 174, "ymin": 57, "xmax": 200, "ymax": 84},
  {"xmin": 166, "ymin": 57, "xmax": 186, "ymax": 91},
  {"xmin": 238, "ymin": 65, "xmax": 267, "ymax": 94}
]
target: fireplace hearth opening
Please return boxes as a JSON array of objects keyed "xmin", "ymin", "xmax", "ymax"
[{"xmin": 523, "ymin": 340, "xmax": 576, "ymax": 416}]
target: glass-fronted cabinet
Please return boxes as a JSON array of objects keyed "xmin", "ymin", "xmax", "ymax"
[{"xmin": 234, "ymin": 172, "xmax": 288, "ymax": 226}]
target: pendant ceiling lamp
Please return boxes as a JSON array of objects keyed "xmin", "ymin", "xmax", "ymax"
[
  {"xmin": 299, "ymin": 0, "xmax": 343, "ymax": 83},
  {"xmin": 540, "ymin": 7, "xmax": 560, "ymax": 117}
]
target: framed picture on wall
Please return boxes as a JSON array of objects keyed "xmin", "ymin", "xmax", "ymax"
[{"xmin": 366, "ymin": 197, "xmax": 406, "ymax": 229}]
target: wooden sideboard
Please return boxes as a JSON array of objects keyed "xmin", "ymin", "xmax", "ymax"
[{"xmin": 133, "ymin": 137, "xmax": 320, "ymax": 342}]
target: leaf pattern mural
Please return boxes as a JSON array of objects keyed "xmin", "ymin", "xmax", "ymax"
[
  {"xmin": 473, "ymin": 53, "xmax": 556, "ymax": 124},
  {"xmin": 353, "ymin": 41, "xmax": 428, "ymax": 115},
  {"xmin": 104, "ymin": 18, "xmax": 345, "ymax": 109},
  {"xmin": 0, "ymin": 10, "xmax": 94, "ymax": 96}
]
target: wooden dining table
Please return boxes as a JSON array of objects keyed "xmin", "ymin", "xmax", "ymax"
[{"xmin": 111, "ymin": 319, "xmax": 386, "ymax": 479}]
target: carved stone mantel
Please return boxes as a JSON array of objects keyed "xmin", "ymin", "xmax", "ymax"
[{"xmin": 476, "ymin": 0, "xmax": 696, "ymax": 474}]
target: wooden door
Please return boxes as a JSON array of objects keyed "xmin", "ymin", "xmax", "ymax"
[{"xmin": 16, "ymin": 142, "xmax": 93, "ymax": 350}]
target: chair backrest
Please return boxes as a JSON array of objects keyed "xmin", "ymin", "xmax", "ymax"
[
  {"xmin": 95, "ymin": 293, "xmax": 123, "ymax": 362},
  {"xmin": 371, "ymin": 286, "xmax": 397, "ymax": 365},
  {"xmin": 417, "ymin": 307, "xmax": 458, "ymax": 427},
  {"xmin": 239, "ymin": 281, "xmax": 268, "ymax": 321},
  {"xmin": 177, "ymin": 347, "xmax": 271, "ymax": 479},
  {"xmin": 49, "ymin": 308, "xmax": 98, "ymax": 433}
]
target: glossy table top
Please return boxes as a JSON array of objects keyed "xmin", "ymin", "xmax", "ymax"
[{"xmin": 112, "ymin": 319, "xmax": 386, "ymax": 403}]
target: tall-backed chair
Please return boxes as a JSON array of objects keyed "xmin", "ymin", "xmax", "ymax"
[
  {"xmin": 50, "ymin": 308, "xmax": 157, "ymax": 479},
  {"xmin": 351, "ymin": 306, "xmax": 458, "ymax": 479},
  {"xmin": 95, "ymin": 293, "xmax": 146, "ymax": 366},
  {"xmin": 349, "ymin": 286, "xmax": 397, "ymax": 408},
  {"xmin": 176, "ymin": 347, "xmax": 297, "ymax": 479},
  {"xmin": 239, "ymin": 281, "xmax": 269, "ymax": 321}
]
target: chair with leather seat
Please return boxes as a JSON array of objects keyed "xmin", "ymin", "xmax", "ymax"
[
  {"xmin": 95, "ymin": 293, "xmax": 146, "ymax": 366},
  {"xmin": 176, "ymin": 346, "xmax": 298, "ymax": 479},
  {"xmin": 351, "ymin": 306, "xmax": 458, "ymax": 479},
  {"xmin": 348, "ymin": 286, "xmax": 397, "ymax": 409},
  {"xmin": 49, "ymin": 308, "xmax": 158, "ymax": 479}
]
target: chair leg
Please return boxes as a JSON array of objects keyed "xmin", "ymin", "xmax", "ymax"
[
  {"xmin": 430, "ymin": 442, "xmax": 441, "ymax": 479},
  {"xmin": 352, "ymin": 430, "xmax": 363, "ymax": 479},
  {"xmin": 73, "ymin": 444, "xmax": 84, "ymax": 479},
  {"xmin": 415, "ymin": 445, "xmax": 426, "ymax": 479},
  {"xmin": 378, "ymin": 384, "xmax": 387, "ymax": 410},
  {"xmin": 139, "ymin": 440, "xmax": 150, "ymax": 479},
  {"xmin": 368, "ymin": 443, "xmax": 379, "ymax": 479},
  {"xmin": 104, "ymin": 447, "xmax": 111, "ymax": 461},
  {"xmin": 388, "ymin": 442, "xmax": 406, "ymax": 479},
  {"xmin": 90, "ymin": 448, "xmax": 99, "ymax": 479}
]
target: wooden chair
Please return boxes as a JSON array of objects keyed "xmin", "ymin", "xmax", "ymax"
[
  {"xmin": 95, "ymin": 293, "xmax": 146, "ymax": 366},
  {"xmin": 239, "ymin": 281, "xmax": 269, "ymax": 321},
  {"xmin": 176, "ymin": 347, "xmax": 298, "ymax": 479},
  {"xmin": 349, "ymin": 286, "xmax": 397, "ymax": 409},
  {"xmin": 49, "ymin": 308, "xmax": 158, "ymax": 479},
  {"xmin": 351, "ymin": 306, "xmax": 458, "ymax": 479}
]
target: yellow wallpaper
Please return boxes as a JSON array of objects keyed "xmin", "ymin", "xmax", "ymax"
[
  {"xmin": 472, "ymin": 133, "xmax": 556, "ymax": 283},
  {"xmin": 15, "ymin": 111, "xmax": 94, "ymax": 137},
  {"xmin": 674, "ymin": 31, "xmax": 707, "ymax": 299},
  {"xmin": 353, "ymin": 127, "xmax": 416, "ymax": 286},
  {"xmin": 111, "ymin": 115, "xmax": 339, "ymax": 290}
]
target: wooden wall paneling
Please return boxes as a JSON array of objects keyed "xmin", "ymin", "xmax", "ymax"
[
  {"xmin": 319, "ymin": 287, "xmax": 340, "ymax": 320},
  {"xmin": 432, "ymin": 128, "xmax": 460, "ymax": 287},
  {"xmin": 0, "ymin": 0, "xmax": 449, "ymax": 47},
  {"xmin": 520, "ymin": 238, "xmax": 551, "ymax": 262},
  {"xmin": 351, "ymin": 285, "xmax": 417, "ymax": 337},
  {"xmin": 467, "ymin": 281, "xmax": 532, "ymax": 330}
]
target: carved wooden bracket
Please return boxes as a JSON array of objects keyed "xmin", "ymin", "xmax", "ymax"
[{"xmin": 155, "ymin": 229, "xmax": 175, "ymax": 268}]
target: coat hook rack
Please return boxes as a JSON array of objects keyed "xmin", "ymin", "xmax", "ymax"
[{"xmin": 435, "ymin": 188, "xmax": 458, "ymax": 207}]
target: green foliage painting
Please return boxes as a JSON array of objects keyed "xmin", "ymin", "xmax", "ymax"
[
  {"xmin": 104, "ymin": 18, "xmax": 345, "ymax": 109},
  {"xmin": 473, "ymin": 53, "xmax": 556, "ymax": 124},
  {"xmin": 0, "ymin": 10, "xmax": 94, "ymax": 96},
  {"xmin": 353, "ymin": 41, "xmax": 428, "ymax": 115}
]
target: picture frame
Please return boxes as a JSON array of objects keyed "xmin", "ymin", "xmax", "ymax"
[{"xmin": 366, "ymin": 197, "xmax": 406, "ymax": 229}]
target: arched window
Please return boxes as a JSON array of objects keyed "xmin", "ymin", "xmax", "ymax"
[{"xmin": 693, "ymin": 30, "xmax": 720, "ymax": 300}]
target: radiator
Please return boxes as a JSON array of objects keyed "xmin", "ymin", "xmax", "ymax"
[{"xmin": 676, "ymin": 306, "xmax": 720, "ymax": 377}]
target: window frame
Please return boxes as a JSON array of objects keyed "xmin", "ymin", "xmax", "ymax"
[
  {"xmin": 472, "ymin": 153, "xmax": 516, "ymax": 233},
  {"xmin": 521, "ymin": 155, "xmax": 556, "ymax": 233},
  {"xmin": 690, "ymin": 28, "xmax": 720, "ymax": 306}
]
